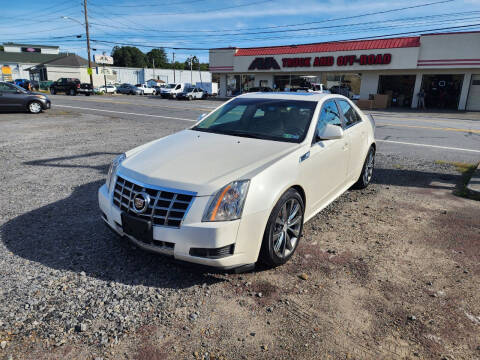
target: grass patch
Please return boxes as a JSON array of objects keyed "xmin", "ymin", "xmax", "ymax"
[{"xmin": 435, "ymin": 161, "xmax": 480, "ymax": 200}]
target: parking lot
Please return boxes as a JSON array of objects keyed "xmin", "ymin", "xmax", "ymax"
[{"xmin": 0, "ymin": 95, "xmax": 479, "ymax": 360}]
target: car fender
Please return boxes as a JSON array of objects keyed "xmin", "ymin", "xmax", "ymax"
[{"xmin": 234, "ymin": 146, "xmax": 307, "ymax": 260}]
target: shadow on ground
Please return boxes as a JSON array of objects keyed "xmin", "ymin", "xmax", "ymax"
[
  {"xmin": 372, "ymin": 167, "xmax": 459, "ymax": 190},
  {"xmin": 0, "ymin": 177, "xmax": 223, "ymax": 290}
]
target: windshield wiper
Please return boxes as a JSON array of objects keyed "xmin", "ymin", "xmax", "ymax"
[{"xmin": 220, "ymin": 130, "xmax": 268, "ymax": 140}]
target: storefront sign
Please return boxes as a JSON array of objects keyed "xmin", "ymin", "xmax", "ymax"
[
  {"xmin": 21, "ymin": 47, "xmax": 41, "ymax": 53},
  {"xmin": 250, "ymin": 53, "xmax": 392, "ymax": 69},
  {"xmin": 248, "ymin": 57, "xmax": 281, "ymax": 70}
]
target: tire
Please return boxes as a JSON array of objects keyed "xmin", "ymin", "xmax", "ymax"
[
  {"xmin": 188, "ymin": 95, "xmax": 193, "ymax": 101},
  {"xmin": 28, "ymin": 100, "xmax": 43, "ymax": 114},
  {"xmin": 260, "ymin": 188, "xmax": 304, "ymax": 266},
  {"xmin": 141, "ymin": 91, "xmax": 144, "ymax": 96},
  {"xmin": 69, "ymin": 88, "xmax": 76, "ymax": 96},
  {"xmin": 85, "ymin": 93, "xmax": 91, "ymax": 96},
  {"xmin": 50, "ymin": 88, "xmax": 56, "ymax": 95},
  {"xmin": 352, "ymin": 146, "xmax": 375, "ymax": 189}
]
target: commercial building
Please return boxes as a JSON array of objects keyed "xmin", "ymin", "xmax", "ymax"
[
  {"xmin": 0, "ymin": 43, "xmax": 61, "ymax": 81},
  {"xmin": 209, "ymin": 31, "xmax": 480, "ymax": 111}
]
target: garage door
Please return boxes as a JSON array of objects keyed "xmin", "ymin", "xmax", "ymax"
[{"xmin": 466, "ymin": 74, "xmax": 480, "ymax": 111}]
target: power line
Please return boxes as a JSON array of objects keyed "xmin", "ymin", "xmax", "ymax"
[
  {"xmin": 88, "ymin": 11, "xmax": 480, "ymax": 40},
  {"xmin": 90, "ymin": 0, "xmax": 455, "ymax": 34},
  {"xmin": 90, "ymin": 22, "xmax": 480, "ymax": 51}
]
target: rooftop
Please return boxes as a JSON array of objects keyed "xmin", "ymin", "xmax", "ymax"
[
  {"xmin": 38, "ymin": 54, "xmax": 97, "ymax": 67},
  {"xmin": 233, "ymin": 36, "xmax": 420, "ymax": 56},
  {"xmin": 0, "ymin": 51, "xmax": 62, "ymax": 64},
  {"xmin": 2, "ymin": 42, "xmax": 59, "ymax": 49}
]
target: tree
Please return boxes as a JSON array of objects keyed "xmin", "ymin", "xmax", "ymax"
[
  {"xmin": 146, "ymin": 48, "xmax": 168, "ymax": 68},
  {"xmin": 0, "ymin": 45, "xmax": 3, "ymax": 52},
  {"xmin": 111, "ymin": 46, "xmax": 146, "ymax": 68},
  {"xmin": 184, "ymin": 56, "xmax": 200, "ymax": 70}
]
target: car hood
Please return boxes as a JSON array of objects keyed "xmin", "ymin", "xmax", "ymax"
[{"xmin": 119, "ymin": 129, "xmax": 300, "ymax": 196}]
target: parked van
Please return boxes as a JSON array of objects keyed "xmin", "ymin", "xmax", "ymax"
[{"xmin": 169, "ymin": 83, "xmax": 191, "ymax": 99}]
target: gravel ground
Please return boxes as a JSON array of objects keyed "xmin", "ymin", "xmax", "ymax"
[{"xmin": 0, "ymin": 108, "xmax": 479, "ymax": 360}]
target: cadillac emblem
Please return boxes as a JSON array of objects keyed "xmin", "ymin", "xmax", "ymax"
[{"xmin": 132, "ymin": 192, "xmax": 150, "ymax": 214}]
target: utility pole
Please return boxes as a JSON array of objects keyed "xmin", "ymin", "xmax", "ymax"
[
  {"xmin": 173, "ymin": 52, "xmax": 176, "ymax": 83},
  {"xmin": 83, "ymin": 0, "xmax": 94, "ymax": 90},
  {"xmin": 190, "ymin": 56, "xmax": 193, "ymax": 85},
  {"xmin": 153, "ymin": 58, "xmax": 156, "ymax": 80}
]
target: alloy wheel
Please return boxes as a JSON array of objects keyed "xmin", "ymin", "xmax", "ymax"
[
  {"xmin": 363, "ymin": 150, "xmax": 374, "ymax": 184},
  {"xmin": 272, "ymin": 198, "xmax": 302, "ymax": 259}
]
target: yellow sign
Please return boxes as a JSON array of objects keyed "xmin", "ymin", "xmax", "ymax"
[
  {"xmin": 1, "ymin": 65, "xmax": 12, "ymax": 75},
  {"xmin": 87, "ymin": 67, "xmax": 92, "ymax": 75}
]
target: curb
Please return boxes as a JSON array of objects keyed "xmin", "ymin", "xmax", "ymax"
[{"xmin": 466, "ymin": 163, "xmax": 480, "ymax": 196}]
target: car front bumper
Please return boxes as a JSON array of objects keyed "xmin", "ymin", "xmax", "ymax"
[{"xmin": 98, "ymin": 183, "xmax": 262, "ymax": 269}]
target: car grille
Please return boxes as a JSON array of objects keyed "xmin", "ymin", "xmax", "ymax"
[{"xmin": 112, "ymin": 175, "xmax": 194, "ymax": 228}]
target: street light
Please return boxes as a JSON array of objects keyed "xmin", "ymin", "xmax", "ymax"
[
  {"xmin": 61, "ymin": 16, "xmax": 83, "ymax": 25},
  {"xmin": 60, "ymin": 5, "xmax": 94, "ymax": 90}
]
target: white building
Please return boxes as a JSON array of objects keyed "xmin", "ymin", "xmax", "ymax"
[
  {"xmin": 209, "ymin": 31, "xmax": 480, "ymax": 111},
  {"xmin": 109, "ymin": 66, "xmax": 211, "ymax": 86}
]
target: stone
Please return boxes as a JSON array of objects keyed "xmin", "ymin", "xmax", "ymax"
[
  {"xmin": 189, "ymin": 313, "xmax": 198, "ymax": 321},
  {"xmin": 299, "ymin": 273, "xmax": 309, "ymax": 281},
  {"xmin": 0, "ymin": 341, "xmax": 6, "ymax": 349},
  {"xmin": 408, "ymin": 315, "xmax": 416, "ymax": 321},
  {"xmin": 261, "ymin": 345, "xmax": 268, "ymax": 351}
]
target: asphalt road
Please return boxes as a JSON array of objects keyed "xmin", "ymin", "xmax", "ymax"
[{"xmin": 49, "ymin": 94, "xmax": 480, "ymax": 164}]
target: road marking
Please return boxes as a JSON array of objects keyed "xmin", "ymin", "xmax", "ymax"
[
  {"xmin": 53, "ymin": 96, "xmax": 216, "ymax": 112},
  {"xmin": 377, "ymin": 122, "xmax": 480, "ymax": 134},
  {"xmin": 55, "ymin": 104, "xmax": 196, "ymax": 122},
  {"xmin": 377, "ymin": 139, "xmax": 480, "ymax": 153}
]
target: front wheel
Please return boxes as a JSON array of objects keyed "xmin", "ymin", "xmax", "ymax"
[
  {"xmin": 28, "ymin": 101, "xmax": 43, "ymax": 114},
  {"xmin": 260, "ymin": 189, "xmax": 304, "ymax": 266},
  {"xmin": 353, "ymin": 146, "xmax": 375, "ymax": 189}
]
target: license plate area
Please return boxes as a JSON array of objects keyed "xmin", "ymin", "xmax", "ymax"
[{"xmin": 121, "ymin": 213, "xmax": 152, "ymax": 244}]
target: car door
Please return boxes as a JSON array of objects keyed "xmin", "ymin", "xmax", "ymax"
[
  {"xmin": 301, "ymin": 99, "xmax": 349, "ymax": 214},
  {"xmin": 336, "ymin": 99, "xmax": 368, "ymax": 181},
  {"xmin": 0, "ymin": 83, "xmax": 25, "ymax": 109}
]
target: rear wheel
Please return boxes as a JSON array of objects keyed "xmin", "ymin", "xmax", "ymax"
[
  {"xmin": 260, "ymin": 188, "xmax": 304, "ymax": 266},
  {"xmin": 353, "ymin": 146, "xmax": 375, "ymax": 189},
  {"xmin": 28, "ymin": 101, "xmax": 43, "ymax": 114}
]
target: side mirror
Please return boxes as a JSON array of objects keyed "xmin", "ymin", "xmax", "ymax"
[
  {"xmin": 197, "ymin": 113, "xmax": 207, "ymax": 123},
  {"xmin": 316, "ymin": 123, "xmax": 344, "ymax": 141}
]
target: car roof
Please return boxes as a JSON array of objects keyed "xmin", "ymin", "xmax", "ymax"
[{"xmin": 236, "ymin": 92, "xmax": 343, "ymax": 102}]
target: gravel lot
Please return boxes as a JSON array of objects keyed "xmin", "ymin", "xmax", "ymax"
[{"xmin": 0, "ymin": 106, "xmax": 479, "ymax": 360}]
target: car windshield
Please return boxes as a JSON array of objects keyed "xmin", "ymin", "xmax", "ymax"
[
  {"xmin": 185, "ymin": 87, "xmax": 194, "ymax": 92},
  {"xmin": 192, "ymin": 98, "xmax": 317, "ymax": 143}
]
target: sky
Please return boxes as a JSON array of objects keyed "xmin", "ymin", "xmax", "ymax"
[{"xmin": 1, "ymin": 0, "xmax": 480, "ymax": 63}]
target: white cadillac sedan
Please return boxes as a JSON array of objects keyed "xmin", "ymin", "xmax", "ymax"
[{"xmin": 98, "ymin": 93, "xmax": 375, "ymax": 270}]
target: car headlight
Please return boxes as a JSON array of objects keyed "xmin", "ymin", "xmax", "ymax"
[
  {"xmin": 203, "ymin": 180, "xmax": 250, "ymax": 222},
  {"xmin": 106, "ymin": 153, "xmax": 126, "ymax": 192}
]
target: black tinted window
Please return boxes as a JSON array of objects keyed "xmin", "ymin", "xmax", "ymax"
[
  {"xmin": 0, "ymin": 83, "xmax": 17, "ymax": 93},
  {"xmin": 337, "ymin": 100, "xmax": 361, "ymax": 127}
]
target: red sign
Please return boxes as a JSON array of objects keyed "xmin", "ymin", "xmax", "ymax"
[{"xmin": 250, "ymin": 53, "xmax": 392, "ymax": 69}]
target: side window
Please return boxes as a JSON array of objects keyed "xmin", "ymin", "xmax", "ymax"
[
  {"xmin": 316, "ymin": 100, "xmax": 342, "ymax": 135},
  {"xmin": 337, "ymin": 100, "xmax": 361, "ymax": 127},
  {"xmin": 0, "ymin": 83, "xmax": 18, "ymax": 93}
]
